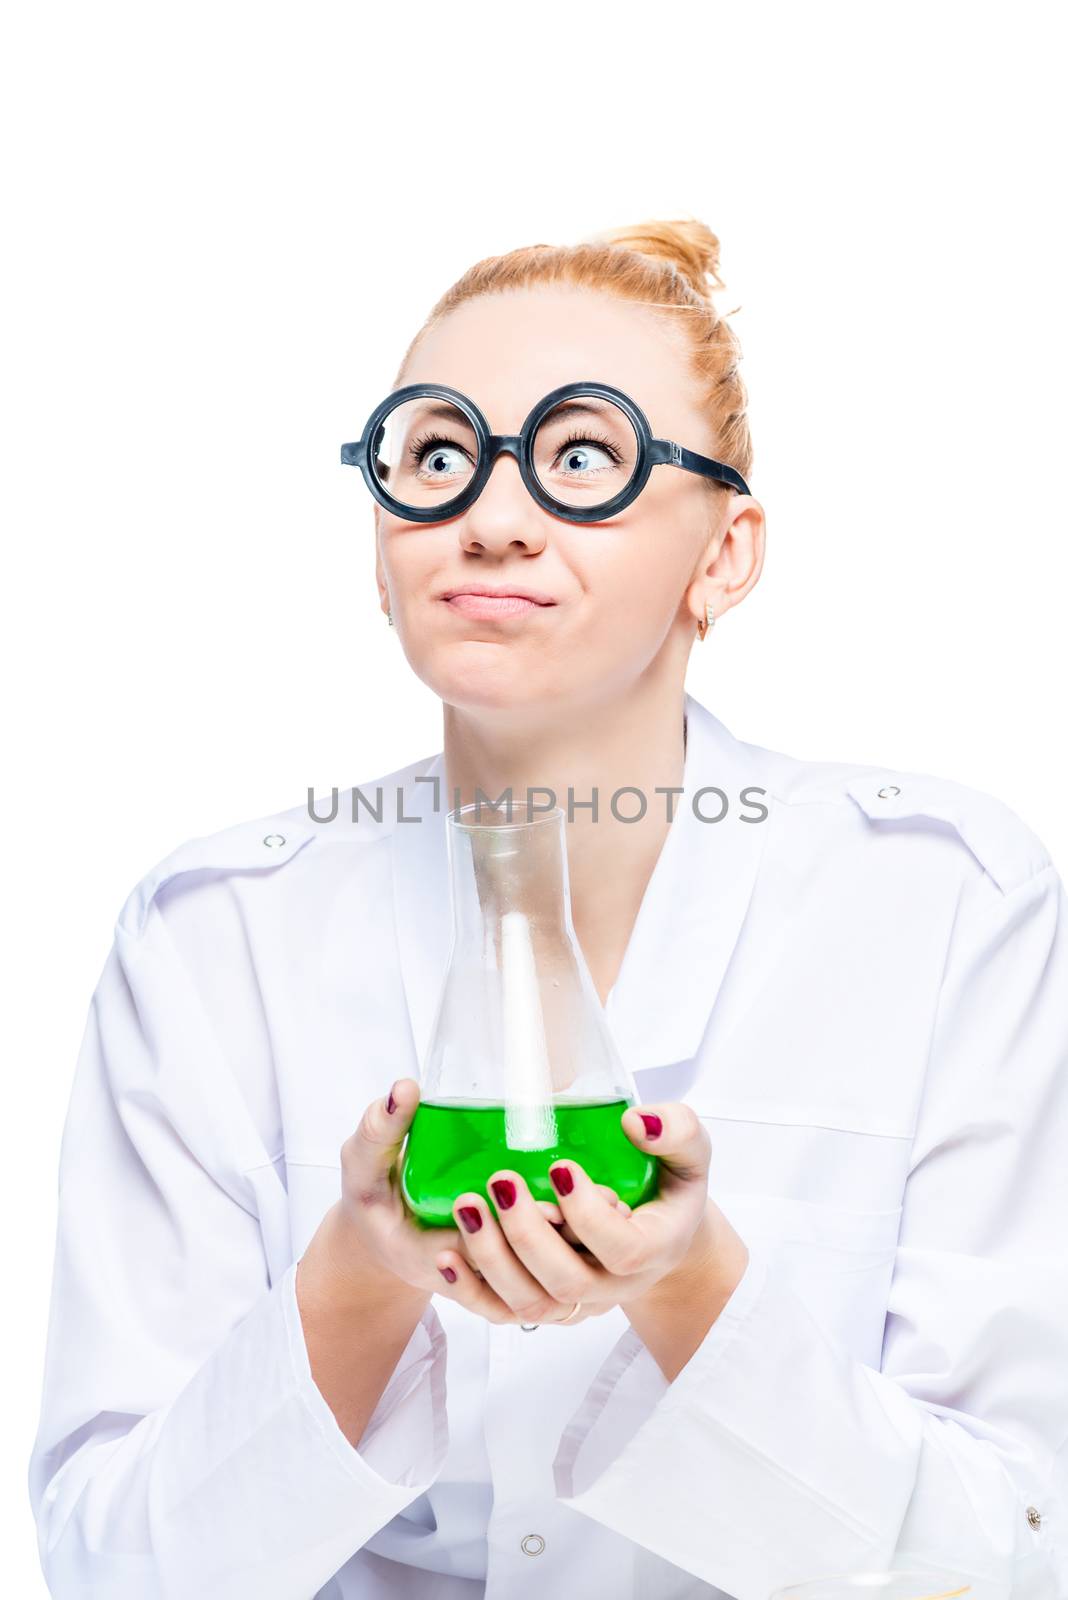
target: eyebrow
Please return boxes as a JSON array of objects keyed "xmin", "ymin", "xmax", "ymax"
[
  {"xmin": 535, "ymin": 400, "xmax": 620, "ymax": 426},
  {"xmin": 389, "ymin": 403, "xmax": 479, "ymax": 442},
  {"xmin": 394, "ymin": 396, "xmax": 625, "ymax": 432},
  {"xmin": 408, "ymin": 402, "xmax": 476, "ymax": 425}
]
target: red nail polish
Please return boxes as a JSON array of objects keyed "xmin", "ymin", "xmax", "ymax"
[
  {"xmin": 458, "ymin": 1205, "xmax": 483, "ymax": 1232},
  {"xmin": 549, "ymin": 1164, "xmax": 574, "ymax": 1196},
  {"xmin": 639, "ymin": 1112, "xmax": 662, "ymax": 1139},
  {"xmin": 439, "ymin": 1265, "xmax": 457, "ymax": 1283},
  {"xmin": 385, "ymin": 1085, "xmax": 397, "ymax": 1114},
  {"xmin": 491, "ymin": 1178, "xmax": 516, "ymax": 1210}
]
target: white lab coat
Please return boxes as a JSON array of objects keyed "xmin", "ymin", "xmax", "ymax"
[{"xmin": 27, "ymin": 691, "xmax": 1068, "ymax": 1600}]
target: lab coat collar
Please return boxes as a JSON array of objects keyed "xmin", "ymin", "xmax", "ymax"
[{"xmin": 390, "ymin": 692, "xmax": 774, "ymax": 1082}]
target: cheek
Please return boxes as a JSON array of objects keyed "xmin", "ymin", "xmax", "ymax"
[
  {"xmin": 377, "ymin": 524, "xmax": 433, "ymax": 592},
  {"xmin": 588, "ymin": 499, "xmax": 699, "ymax": 609}
]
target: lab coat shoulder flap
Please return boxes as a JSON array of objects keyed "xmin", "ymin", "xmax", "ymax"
[
  {"xmin": 113, "ymin": 743, "xmax": 445, "ymax": 948},
  {"xmin": 115, "ymin": 806, "xmax": 321, "ymax": 941},
  {"xmin": 703, "ymin": 719, "xmax": 1051, "ymax": 904},
  {"xmin": 841, "ymin": 764, "xmax": 1053, "ymax": 895}
]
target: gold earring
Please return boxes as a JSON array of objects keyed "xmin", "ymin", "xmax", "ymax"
[{"xmin": 696, "ymin": 601, "xmax": 716, "ymax": 642}]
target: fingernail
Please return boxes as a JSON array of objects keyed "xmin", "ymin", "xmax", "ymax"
[
  {"xmin": 385, "ymin": 1084, "xmax": 397, "ymax": 1114},
  {"xmin": 439, "ymin": 1264, "xmax": 457, "ymax": 1283},
  {"xmin": 639, "ymin": 1112, "xmax": 662, "ymax": 1139},
  {"xmin": 458, "ymin": 1205, "xmax": 482, "ymax": 1232},
  {"xmin": 490, "ymin": 1178, "xmax": 516, "ymax": 1210},
  {"xmin": 549, "ymin": 1164, "xmax": 574, "ymax": 1196}
]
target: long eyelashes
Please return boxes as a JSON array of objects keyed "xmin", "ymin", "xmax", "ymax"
[
  {"xmin": 406, "ymin": 431, "xmax": 475, "ymax": 469},
  {"xmin": 405, "ymin": 429, "xmax": 626, "ymax": 471},
  {"xmin": 555, "ymin": 429, "xmax": 625, "ymax": 467}
]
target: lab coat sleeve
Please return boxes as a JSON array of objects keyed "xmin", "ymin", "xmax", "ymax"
[
  {"xmin": 553, "ymin": 858, "xmax": 1068, "ymax": 1600},
  {"xmin": 27, "ymin": 892, "xmax": 450, "ymax": 1599}
]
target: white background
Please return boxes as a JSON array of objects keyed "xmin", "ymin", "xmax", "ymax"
[{"xmin": 4, "ymin": 3, "xmax": 1065, "ymax": 1589}]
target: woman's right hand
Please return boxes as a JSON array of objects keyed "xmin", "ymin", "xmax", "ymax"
[
  {"xmin": 310, "ymin": 1076, "xmax": 465, "ymax": 1300},
  {"xmin": 294, "ymin": 1078, "xmax": 458, "ymax": 1448}
]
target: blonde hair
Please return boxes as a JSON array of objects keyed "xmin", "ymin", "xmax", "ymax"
[{"xmin": 393, "ymin": 217, "xmax": 753, "ymax": 486}]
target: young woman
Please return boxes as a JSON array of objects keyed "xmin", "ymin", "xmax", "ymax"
[{"xmin": 29, "ymin": 222, "xmax": 1068, "ymax": 1600}]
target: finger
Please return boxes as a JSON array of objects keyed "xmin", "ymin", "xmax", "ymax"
[
  {"xmin": 548, "ymin": 1158, "xmax": 653, "ymax": 1275},
  {"xmin": 487, "ymin": 1172, "xmax": 598, "ymax": 1308},
  {"xmin": 620, "ymin": 1100, "xmax": 710, "ymax": 1186},
  {"xmin": 536, "ymin": 1186, "xmax": 625, "ymax": 1234},
  {"xmin": 556, "ymin": 1187, "xmax": 631, "ymax": 1250},
  {"xmin": 453, "ymin": 1189, "xmax": 576, "ymax": 1323},
  {"xmin": 454, "ymin": 1188, "xmax": 629, "ymax": 1263},
  {"xmin": 339, "ymin": 1076, "xmax": 420, "ymax": 1201},
  {"xmin": 433, "ymin": 1246, "xmax": 518, "ymax": 1325}
]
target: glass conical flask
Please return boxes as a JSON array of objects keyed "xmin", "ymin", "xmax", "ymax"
[{"xmin": 400, "ymin": 801, "xmax": 660, "ymax": 1226}]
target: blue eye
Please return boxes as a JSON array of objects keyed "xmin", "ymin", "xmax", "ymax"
[
  {"xmin": 409, "ymin": 432, "xmax": 474, "ymax": 478},
  {"xmin": 554, "ymin": 431, "xmax": 625, "ymax": 476}
]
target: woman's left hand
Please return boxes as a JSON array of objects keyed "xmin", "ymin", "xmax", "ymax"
[{"xmin": 433, "ymin": 1100, "xmax": 746, "ymax": 1327}]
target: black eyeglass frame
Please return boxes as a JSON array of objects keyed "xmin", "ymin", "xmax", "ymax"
[{"xmin": 340, "ymin": 380, "xmax": 751, "ymax": 525}]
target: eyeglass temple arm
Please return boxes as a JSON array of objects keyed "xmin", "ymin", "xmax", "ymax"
[
  {"xmin": 341, "ymin": 442, "xmax": 365, "ymax": 467},
  {"xmin": 648, "ymin": 438, "xmax": 750, "ymax": 497}
]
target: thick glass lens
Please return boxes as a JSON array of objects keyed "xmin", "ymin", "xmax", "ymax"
[
  {"xmin": 531, "ymin": 394, "xmax": 640, "ymax": 509},
  {"xmin": 371, "ymin": 395, "xmax": 480, "ymax": 511}
]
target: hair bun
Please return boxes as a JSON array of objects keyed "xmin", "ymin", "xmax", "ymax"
[{"xmin": 588, "ymin": 218, "xmax": 725, "ymax": 299}]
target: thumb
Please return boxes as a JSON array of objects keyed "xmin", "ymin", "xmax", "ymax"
[
  {"xmin": 341, "ymin": 1076, "xmax": 420, "ymax": 1194},
  {"xmin": 620, "ymin": 1100, "xmax": 710, "ymax": 1185}
]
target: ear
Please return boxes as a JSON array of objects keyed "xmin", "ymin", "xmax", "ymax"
[
  {"xmin": 688, "ymin": 495, "xmax": 766, "ymax": 623},
  {"xmin": 373, "ymin": 529, "xmax": 391, "ymax": 616}
]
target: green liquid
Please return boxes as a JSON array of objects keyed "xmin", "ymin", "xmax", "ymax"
[{"xmin": 400, "ymin": 1098, "xmax": 660, "ymax": 1227}]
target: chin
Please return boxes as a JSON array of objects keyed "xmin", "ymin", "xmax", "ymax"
[{"xmin": 416, "ymin": 652, "xmax": 549, "ymax": 712}]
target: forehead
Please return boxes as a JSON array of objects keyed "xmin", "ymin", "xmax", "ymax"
[{"xmin": 400, "ymin": 285, "xmax": 702, "ymax": 438}]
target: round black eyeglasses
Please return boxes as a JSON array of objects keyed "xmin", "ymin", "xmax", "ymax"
[{"xmin": 340, "ymin": 380, "xmax": 751, "ymax": 525}]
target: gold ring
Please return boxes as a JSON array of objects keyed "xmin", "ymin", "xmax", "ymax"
[{"xmin": 557, "ymin": 1300, "xmax": 582, "ymax": 1324}]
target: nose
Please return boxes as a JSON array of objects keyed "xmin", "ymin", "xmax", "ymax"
[{"xmin": 458, "ymin": 449, "xmax": 548, "ymax": 556}]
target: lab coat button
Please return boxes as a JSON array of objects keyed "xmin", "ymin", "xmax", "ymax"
[
  {"xmin": 877, "ymin": 785, "xmax": 901, "ymax": 798},
  {"xmin": 520, "ymin": 1533, "xmax": 546, "ymax": 1555},
  {"xmin": 1027, "ymin": 1505, "xmax": 1042, "ymax": 1529},
  {"xmin": 263, "ymin": 833, "xmax": 286, "ymax": 848}
]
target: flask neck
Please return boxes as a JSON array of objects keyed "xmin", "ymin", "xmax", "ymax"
[{"xmin": 449, "ymin": 811, "xmax": 571, "ymax": 944}]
